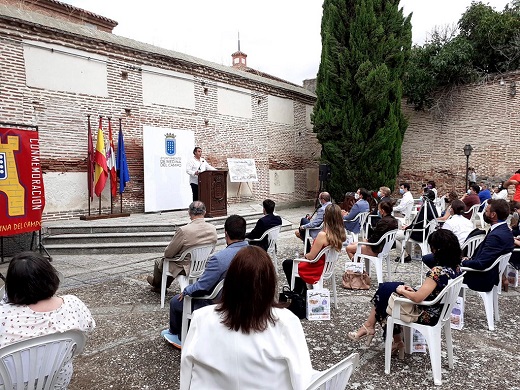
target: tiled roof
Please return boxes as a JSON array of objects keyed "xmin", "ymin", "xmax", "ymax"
[
  {"xmin": 26, "ymin": 0, "xmax": 118, "ymax": 27},
  {"xmin": 0, "ymin": 4, "xmax": 315, "ymax": 99}
]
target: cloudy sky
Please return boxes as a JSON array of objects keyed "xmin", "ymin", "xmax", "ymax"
[{"xmin": 65, "ymin": 0, "xmax": 511, "ymax": 85}]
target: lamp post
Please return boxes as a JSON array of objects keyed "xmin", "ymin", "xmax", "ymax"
[{"xmin": 463, "ymin": 144, "xmax": 473, "ymax": 192}]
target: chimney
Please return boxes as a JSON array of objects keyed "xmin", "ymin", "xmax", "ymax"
[{"xmin": 231, "ymin": 32, "xmax": 247, "ymax": 68}]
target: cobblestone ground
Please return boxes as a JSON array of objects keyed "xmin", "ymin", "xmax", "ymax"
[{"xmin": 3, "ymin": 205, "xmax": 519, "ymax": 389}]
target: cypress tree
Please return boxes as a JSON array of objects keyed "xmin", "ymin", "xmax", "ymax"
[{"xmin": 313, "ymin": 0, "xmax": 412, "ymax": 201}]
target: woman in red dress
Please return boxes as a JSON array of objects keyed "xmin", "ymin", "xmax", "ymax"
[{"xmin": 283, "ymin": 204, "xmax": 346, "ymax": 294}]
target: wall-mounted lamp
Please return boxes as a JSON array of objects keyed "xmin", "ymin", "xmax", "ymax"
[{"xmin": 510, "ymin": 81, "xmax": 516, "ymax": 97}]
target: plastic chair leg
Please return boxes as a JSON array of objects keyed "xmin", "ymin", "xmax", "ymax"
[
  {"xmin": 332, "ymin": 277, "xmax": 338, "ymax": 310},
  {"xmin": 385, "ymin": 255, "xmax": 392, "ymax": 282},
  {"xmin": 478, "ymin": 291, "xmax": 495, "ymax": 331},
  {"xmin": 160, "ymin": 261, "xmax": 168, "ymax": 309},
  {"xmin": 424, "ymin": 328, "xmax": 443, "ymax": 386},
  {"xmin": 493, "ymin": 287, "xmax": 500, "ymax": 323},
  {"xmin": 444, "ymin": 322, "xmax": 454, "ymax": 369},
  {"xmin": 384, "ymin": 318, "xmax": 394, "ymax": 375}
]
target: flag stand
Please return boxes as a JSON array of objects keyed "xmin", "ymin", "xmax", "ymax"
[{"xmin": 80, "ymin": 115, "xmax": 130, "ymax": 221}]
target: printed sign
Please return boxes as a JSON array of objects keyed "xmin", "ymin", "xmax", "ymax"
[
  {"xmin": 0, "ymin": 127, "xmax": 45, "ymax": 236},
  {"xmin": 227, "ymin": 158, "xmax": 258, "ymax": 183}
]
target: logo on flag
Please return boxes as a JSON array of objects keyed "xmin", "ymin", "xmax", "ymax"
[{"xmin": 165, "ymin": 133, "xmax": 176, "ymax": 156}]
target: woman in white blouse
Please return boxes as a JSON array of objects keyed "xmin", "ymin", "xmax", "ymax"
[
  {"xmin": 180, "ymin": 246, "xmax": 314, "ymax": 390},
  {"xmin": 0, "ymin": 252, "xmax": 95, "ymax": 388}
]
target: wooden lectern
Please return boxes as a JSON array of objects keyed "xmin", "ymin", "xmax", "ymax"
[{"xmin": 198, "ymin": 170, "xmax": 228, "ymax": 217}]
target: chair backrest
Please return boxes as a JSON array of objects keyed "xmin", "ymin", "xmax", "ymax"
[
  {"xmin": 357, "ymin": 211, "xmax": 369, "ymax": 238},
  {"xmin": 436, "ymin": 274, "xmax": 466, "ymax": 326},
  {"xmin": 185, "ymin": 244, "xmax": 216, "ymax": 279},
  {"xmin": 464, "ymin": 203, "xmax": 480, "ymax": 220},
  {"xmin": 320, "ymin": 247, "xmax": 339, "ymax": 281},
  {"xmin": 0, "ymin": 330, "xmax": 86, "ymax": 390},
  {"xmin": 378, "ymin": 229, "xmax": 399, "ymax": 258},
  {"xmin": 306, "ymin": 352, "xmax": 359, "ymax": 390},
  {"xmin": 461, "ymin": 234, "xmax": 485, "ymax": 258},
  {"xmin": 266, "ymin": 226, "xmax": 281, "ymax": 255}
]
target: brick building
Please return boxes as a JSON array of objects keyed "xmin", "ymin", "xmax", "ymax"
[{"xmin": 0, "ymin": 0, "xmax": 320, "ymax": 220}]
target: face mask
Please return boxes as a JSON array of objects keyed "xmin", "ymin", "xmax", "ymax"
[
  {"xmin": 467, "ymin": 190, "xmax": 471, "ymax": 195},
  {"xmin": 514, "ymin": 211, "xmax": 519, "ymax": 219},
  {"xmin": 377, "ymin": 191, "xmax": 382, "ymax": 198},
  {"xmin": 354, "ymin": 193, "xmax": 360, "ymax": 200},
  {"xmin": 399, "ymin": 189, "xmax": 404, "ymax": 195},
  {"xmin": 377, "ymin": 210, "xmax": 382, "ymax": 217}
]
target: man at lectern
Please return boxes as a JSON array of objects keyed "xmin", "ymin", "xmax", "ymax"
[{"xmin": 186, "ymin": 146, "xmax": 216, "ymax": 201}]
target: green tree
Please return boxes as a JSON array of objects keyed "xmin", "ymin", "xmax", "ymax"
[{"xmin": 313, "ymin": 0, "xmax": 412, "ymax": 201}]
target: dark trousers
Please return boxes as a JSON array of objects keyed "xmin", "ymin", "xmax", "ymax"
[
  {"xmin": 190, "ymin": 183, "xmax": 198, "ymax": 201},
  {"xmin": 422, "ymin": 253, "xmax": 436, "ymax": 269},
  {"xmin": 282, "ymin": 259, "xmax": 307, "ymax": 295},
  {"xmin": 169, "ymin": 294, "xmax": 211, "ymax": 340}
]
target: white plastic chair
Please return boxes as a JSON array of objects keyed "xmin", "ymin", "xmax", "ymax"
[
  {"xmin": 160, "ymin": 244, "xmax": 215, "ymax": 308},
  {"xmin": 344, "ymin": 211, "xmax": 369, "ymax": 242},
  {"xmin": 461, "ymin": 252, "xmax": 512, "ymax": 331},
  {"xmin": 246, "ymin": 226, "xmax": 281, "ymax": 270},
  {"xmin": 303, "ymin": 224, "xmax": 323, "ymax": 255},
  {"xmin": 463, "ymin": 204, "xmax": 480, "ymax": 227},
  {"xmin": 306, "ymin": 352, "xmax": 359, "ymax": 390},
  {"xmin": 474, "ymin": 200, "xmax": 488, "ymax": 229},
  {"xmin": 352, "ymin": 229, "xmax": 398, "ymax": 284},
  {"xmin": 461, "ymin": 234, "xmax": 485, "ymax": 259},
  {"xmin": 0, "ymin": 329, "xmax": 87, "ymax": 390},
  {"xmin": 290, "ymin": 246, "xmax": 340, "ymax": 309},
  {"xmin": 181, "ymin": 279, "xmax": 224, "ymax": 343},
  {"xmin": 384, "ymin": 274, "xmax": 465, "ymax": 386},
  {"xmin": 400, "ymin": 218, "xmax": 438, "ymax": 263}
]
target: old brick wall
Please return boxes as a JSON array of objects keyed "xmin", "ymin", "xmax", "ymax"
[
  {"xmin": 399, "ymin": 76, "xmax": 520, "ymax": 198},
  {"xmin": 0, "ymin": 13, "xmax": 319, "ymax": 220}
]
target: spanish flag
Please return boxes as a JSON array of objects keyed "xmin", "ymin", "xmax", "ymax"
[{"xmin": 94, "ymin": 117, "xmax": 108, "ymax": 197}]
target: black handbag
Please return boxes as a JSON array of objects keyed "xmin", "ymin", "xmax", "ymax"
[{"xmin": 279, "ymin": 285, "xmax": 306, "ymax": 319}]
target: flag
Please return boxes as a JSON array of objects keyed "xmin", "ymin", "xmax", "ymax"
[
  {"xmin": 87, "ymin": 116, "xmax": 94, "ymax": 201},
  {"xmin": 94, "ymin": 117, "xmax": 108, "ymax": 197},
  {"xmin": 116, "ymin": 121, "xmax": 130, "ymax": 194},
  {"xmin": 106, "ymin": 118, "xmax": 117, "ymax": 197}
]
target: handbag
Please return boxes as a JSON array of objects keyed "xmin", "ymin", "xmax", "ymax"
[
  {"xmin": 386, "ymin": 292, "xmax": 422, "ymax": 322},
  {"xmin": 279, "ymin": 286, "xmax": 306, "ymax": 319},
  {"xmin": 341, "ymin": 270, "xmax": 371, "ymax": 290}
]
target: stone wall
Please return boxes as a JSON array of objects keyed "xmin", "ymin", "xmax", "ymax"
[{"xmin": 399, "ymin": 74, "xmax": 520, "ymax": 198}]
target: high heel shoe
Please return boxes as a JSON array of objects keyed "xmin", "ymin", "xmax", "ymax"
[
  {"xmin": 391, "ymin": 340, "xmax": 405, "ymax": 360},
  {"xmin": 347, "ymin": 323, "xmax": 376, "ymax": 346}
]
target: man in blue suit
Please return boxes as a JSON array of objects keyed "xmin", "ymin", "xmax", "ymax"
[
  {"xmin": 245, "ymin": 199, "xmax": 282, "ymax": 251},
  {"xmin": 162, "ymin": 215, "xmax": 248, "ymax": 348},
  {"xmin": 296, "ymin": 192, "xmax": 331, "ymax": 241},
  {"xmin": 462, "ymin": 199, "xmax": 514, "ymax": 292}
]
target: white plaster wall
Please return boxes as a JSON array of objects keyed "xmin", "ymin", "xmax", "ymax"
[
  {"xmin": 268, "ymin": 95, "xmax": 294, "ymax": 125},
  {"xmin": 306, "ymin": 105, "xmax": 313, "ymax": 130},
  {"xmin": 269, "ymin": 170, "xmax": 295, "ymax": 194},
  {"xmin": 23, "ymin": 40, "xmax": 108, "ymax": 96},
  {"xmin": 43, "ymin": 172, "xmax": 110, "ymax": 212},
  {"xmin": 217, "ymin": 83, "xmax": 252, "ymax": 118},
  {"xmin": 142, "ymin": 66, "xmax": 195, "ymax": 109}
]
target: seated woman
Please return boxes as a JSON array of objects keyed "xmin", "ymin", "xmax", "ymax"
[
  {"xmin": 347, "ymin": 230, "xmax": 462, "ymax": 356},
  {"xmin": 180, "ymin": 246, "xmax": 314, "ymax": 390},
  {"xmin": 0, "ymin": 252, "xmax": 95, "ymax": 388},
  {"xmin": 283, "ymin": 204, "xmax": 346, "ymax": 294},
  {"xmin": 341, "ymin": 188, "xmax": 370, "ymax": 235},
  {"xmin": 345, "ymin": 201, "xmax": 398, "ymax": 259},
  {"xmin": 437, "ymin": 190, "xmax": 458, "ymax": 222},
  {"xmin": 492, "ymin": 182, "xmax": 508, "ymax": 200}
]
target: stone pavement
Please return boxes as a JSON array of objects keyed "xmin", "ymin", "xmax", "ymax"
[{"xmin": 1, "ymin": 202, "xmax": 519, "ymax": 389}]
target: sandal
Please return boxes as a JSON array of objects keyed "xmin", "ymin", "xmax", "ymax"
[{"xmin": 347, "ymin": 323, "xmax": 376, "ymax": 346}]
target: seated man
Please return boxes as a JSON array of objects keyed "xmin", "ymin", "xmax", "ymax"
[
  {"xmin": 461, "ymin": 184, "xmax": 481, "ymax": 220},
  {"xmin": 245, "ymin": 199, "xmax": 282, "ymax": 251},
  {"xmin": 392, "ymin": 182, "xmax": 414, "ymax": 224},
  {"xmin": 461, "ymin": 199, "xmax": 514, "ymax": 292},
  {"xmin": 295, "ymin": 192, "xmax": 331, "ymax": 241},
  {"xmin": 342, "ymin": 188, "xmax": 370, "ymax": 235},
  {"xmin": 161, "ymin": 215, "xmax": 248, "ymax": 348},
  {"xmin": 147, "ymin": 201, "xmax": 218, "ymax": 293}
]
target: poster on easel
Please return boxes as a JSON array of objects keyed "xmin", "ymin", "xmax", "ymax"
[
  {"xmin": 227, "ymin": 158, "xmax": 258, "ymax": 183},
  {"xmin": 0, "ymin": 126, "xmax": 45, "ymax": 236}
]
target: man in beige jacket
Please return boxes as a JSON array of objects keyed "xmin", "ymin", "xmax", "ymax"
[{"xmin": 147, "ymin": 201, "xmax": 218, "ymax": 292}]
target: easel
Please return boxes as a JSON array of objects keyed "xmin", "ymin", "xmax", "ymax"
[{"xmin": 235, "ymin": 181, "xmax": 253, "ymax": 201}]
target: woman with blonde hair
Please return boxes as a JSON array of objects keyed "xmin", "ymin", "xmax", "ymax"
[{"xmin": 283, "ymin": 204, "xmax": 346, "ymax": 294}]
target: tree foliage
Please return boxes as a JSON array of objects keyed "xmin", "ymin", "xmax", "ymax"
[
  {"xmin": 405, "ymin": 1, "xmax": 520, "ymax": 110},
  {"xmin": 313, "ymin": 0, "xmax": 412, "ymax": 201}
]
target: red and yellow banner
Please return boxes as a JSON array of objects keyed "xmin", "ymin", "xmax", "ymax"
[{"xmin": 0, "ymin": 127, "xmax": 45, "ymax": 236}]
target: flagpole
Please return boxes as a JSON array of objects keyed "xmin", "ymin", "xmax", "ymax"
[
  {"xmin": 87, "ymin": 114, "xmax": 92, "ymax": 216},
  {"xmin": 119, "ymin": 118, "xmax": 123, "ymax": 214},
  {"xmin": 108, "ymin": 116, "xmax": 113, "ymax": 214}
]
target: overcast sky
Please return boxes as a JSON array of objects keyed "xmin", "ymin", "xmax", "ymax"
[{"xmin": 65, "ymin": 0, "xmax": 511, "ymax": 85}]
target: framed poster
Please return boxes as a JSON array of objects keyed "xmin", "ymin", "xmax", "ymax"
[{"xmin": 227, "ymin": 158, "xmax": 258, "ymax": 183}]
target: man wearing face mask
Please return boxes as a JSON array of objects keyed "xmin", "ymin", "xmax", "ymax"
[
  {"xmin": 461, "ymin": 199, "xmax": 514, "ymax": 292},
  {"xmin": 393, "ymin": 183, "xmax": 414, "ymax": 224},
  {"xmin": 461, "ymin": 184, "xmax": 480, "ymax": 220},
  {"xmin": 341, "ymin": 188, "xmax": 370, "ymax": 235}
]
